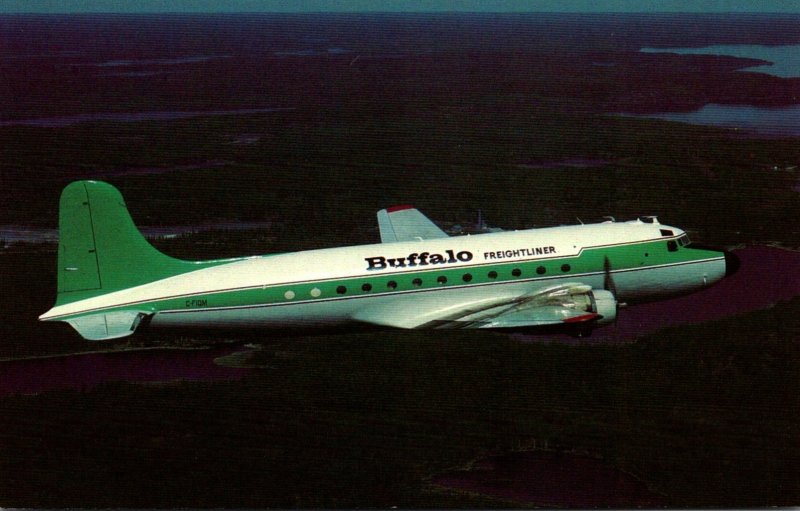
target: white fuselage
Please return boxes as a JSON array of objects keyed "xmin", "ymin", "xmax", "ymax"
[{"xmin": 43, "ymin": 219, "xmax": 727, "ymax": 333}]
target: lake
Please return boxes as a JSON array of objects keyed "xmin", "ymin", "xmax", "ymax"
[
  {"xmin": 0, "ymin": 220, "xmax": 273, "ymax": 242},
  {"xmin": 633, "ymin": 45, "xmax": 800, "ymax": 135},
  {"xmin": 621, "ymin": 103, "xmax": 800, "ymax": 136},
  {"xmin": 0, "ymin": 107, "xmax": 294, "ymax": 128},
  {"xmin": 0, "ymin": 346, "xmax": 251, "ymax": 397},
  {"xmin": 434, "ymin": 450, "xmax": 666, "ymax": 507},
  {"xmin": 518, "ymin": 246, "xmax": 800, "ymax": 345},
  {"xmin": 640, "ymin": 44, "xmax": 800, "ymax": 78}
]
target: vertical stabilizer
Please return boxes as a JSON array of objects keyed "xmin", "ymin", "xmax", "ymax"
[{"xmin": 54, "ymin": 180, "xmax": 198, "ymax": 306}]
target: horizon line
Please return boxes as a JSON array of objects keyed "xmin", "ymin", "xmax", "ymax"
[{"xmin": 1, "ymin": 11, "xmax": 799, "ymax": 15}]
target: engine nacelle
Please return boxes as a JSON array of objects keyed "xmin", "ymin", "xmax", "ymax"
[{"xmin": 590, "ymin": 289, "xmax": 617, "ymax": 326}]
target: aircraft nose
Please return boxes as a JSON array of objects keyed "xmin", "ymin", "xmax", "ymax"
[{"xmin": 724, "ymin": 250, "xmax": 740, "ymax": 277}]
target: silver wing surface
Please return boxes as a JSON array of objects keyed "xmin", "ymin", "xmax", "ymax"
[{"xmin": 352, "ymin": 283, "xmax": 616, "ymax": 330}]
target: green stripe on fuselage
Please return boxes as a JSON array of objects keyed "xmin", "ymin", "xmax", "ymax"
[{"xmin": 58, "ymin": 238, "xmax": 721, "ymax": 322}]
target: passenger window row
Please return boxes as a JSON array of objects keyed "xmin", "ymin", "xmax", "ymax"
[{"xmin": 286, "ymin": 263, "xmax": 574, "ymax": 299}]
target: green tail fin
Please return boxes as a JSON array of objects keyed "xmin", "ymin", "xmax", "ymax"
[{"xmin": 55, "ymin": 180, "xmax": 197, "ymax": 306}]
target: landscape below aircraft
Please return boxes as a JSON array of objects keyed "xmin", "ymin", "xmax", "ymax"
[{"xmin": 40, "ymin": 181, "xmax": 739, "ymax": 340}]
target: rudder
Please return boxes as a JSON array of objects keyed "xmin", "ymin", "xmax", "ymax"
[{"xmin": 57, "ymin": 181, "xmax": 103, "ymax": 294}]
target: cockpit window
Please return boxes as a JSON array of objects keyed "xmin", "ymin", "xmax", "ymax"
[{"xmin": 678, "ymin": 234, "xmax": 691, "ymax": 246}]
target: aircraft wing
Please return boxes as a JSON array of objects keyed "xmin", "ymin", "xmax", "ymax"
[
  {"xmin": 352, "ymin": 282, "xmax": 612, "ymax": 329},
  {"xmin": 377, "ymin": 205, "xmax": 449, "ymax": 243}
]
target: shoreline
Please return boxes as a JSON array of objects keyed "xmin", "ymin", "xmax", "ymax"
[
  {"xmin": 431, "ymin": 448, "xmax": 669, "ymax": 507},
  {"xmin": 0, "ymin": 343, "xmax": 239, "ymax": 364}
]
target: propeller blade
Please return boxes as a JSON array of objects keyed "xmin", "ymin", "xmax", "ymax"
[
  {"xmin": 603, "ymin": 255, "xmax": 617, "ymax": 296},
  {"xmin": 603, "ymin": 255, "xmax": 620, "ymax": 328}
]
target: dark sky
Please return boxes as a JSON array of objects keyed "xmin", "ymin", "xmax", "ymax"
[{"xmin": 2, "ymin": 0, "xmax": 799, "ymax": 13}]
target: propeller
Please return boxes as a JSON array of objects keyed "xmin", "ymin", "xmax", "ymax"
[
  {"xmin": 603, "ymin": 255, "xmax": 617, "ymax": 297},
  {"xmin": 603, "ymin": 255, "xmax": 620, "ymax": 328}
]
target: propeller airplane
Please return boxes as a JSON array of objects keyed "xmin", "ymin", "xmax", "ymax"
[{"xmin": 40, "ymin": 181, "xmax": 739, "ymax": 340}]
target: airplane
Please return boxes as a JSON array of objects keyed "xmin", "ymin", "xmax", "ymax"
[{"xmin": 39, "ymin": 180, "xmax": 739, "ymax": 340}]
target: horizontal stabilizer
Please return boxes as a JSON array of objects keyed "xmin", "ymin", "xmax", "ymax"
[
  {"xmin": 65, "ymin": 311, "xmax": 150, "ymax": 341},
  {"xmin": 377, "ymin": 205, "xmax": 449, "ymax": 243}
]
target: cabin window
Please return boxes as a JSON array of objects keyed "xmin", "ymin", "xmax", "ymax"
[
  {"xmin": 678, "ymin": 234, "xmax": 691, "ymax": 246},
  {"xmin": 488, "ymin": 270, "xmax": 498, "ymax": 279},
  {"xmin": 361, "ymin": 283, "xmax": 372, "ymax": 292},
  {"xmin": 536, "ymin": 266, "xmax": 546, "ymax": 275},
  {"xmin": 512, "ymin": 268, "xmax": 522, "ymax": 277},
  {"xmin": 412, "ymin": 278, "xmax": 423, "ymax": 287},
  {"xmin": 336, "ymin": 285, "xmax": 347, "ymax": 294},
  {"xmin": 437, "ymin": 275, "xmax": 448, "ymax": 284},
  {"xmin": 310, "ymin": 287, "xmax": 321, "ymax": 297},
  {"xmin": 463, "ymin": 273, "xmax": 473, "ymax": 282},
  {"xmin": 667, "ymin": 240, "xmax": 678, "ymax": 252},
  {"xmin": 660, "ymin": 229, "xmax": 674, "ymax": 237},
  {"xmin": 387, "ymin": 280, "xmax": 397, "ymax": 290},
  {"xmin": 561, "ymin": 264, "xmax": 571, "ymax": 272},
  {"xmin": 284, "ymin": 290, "xmax": 295, "ymax": 300}
]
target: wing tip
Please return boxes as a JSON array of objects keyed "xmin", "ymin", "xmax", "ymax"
[
  {"xmin": 386, "ymin": 204, "xmax": 415, "ymax": 213},
  {"xmin": 562, "ymin": 312, "xmax": 600, "ymax": 324}
]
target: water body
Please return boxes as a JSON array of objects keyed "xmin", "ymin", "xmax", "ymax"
[
  {"xmin": 520, "ymin": 246, "xmax": 800, "ymax": 345},
  {"xmin": 633, "ymin": 45, "xmax": 800, "ymax": 135},
  {"xmin": 434, "ymin": 450, "xmax": 666, "ymax": 507},
  {"xmin": 273, "ymin": 47, "xmax": 350, "ymax": 56},
  {"xmin": 517, "ymin": 157, "xmax": 611, "ymax": 169},
  {"xmin": 641, "ymin": 44, "xmax": 800, "ymax": 78},
  {"xmin": 622, "ymin": 104, "xmax": 800, "ymax": 136},
  {"xmin": 0, "ymin": 220, "xmax": 273, "ymax": 243},
  {"xmin": 138, "ymin": 221, "xmax": 274, "ymax": 239},
  {"xmin": 0, "ymin": 226, "xmax": 58, "ymax": 243},
  {"xmin": 0, "ymin": 107, "xmax": 294, "ymax": 128},
  {"xmin": 101, "ymin": 70, "xmax": 180, "ymax": 77},
  {"xmin": 96, "ymin": 55, "xmax": 232, "ymax": 67},
  {"xmin": 0, "ymin": 346, "xmax": 251, "ymax": 397}
]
